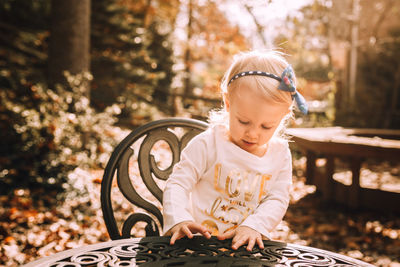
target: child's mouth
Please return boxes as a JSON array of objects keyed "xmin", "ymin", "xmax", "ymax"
[{"xmin": 243, "ymin": 140, "xmax": 255, "ymax": 146}]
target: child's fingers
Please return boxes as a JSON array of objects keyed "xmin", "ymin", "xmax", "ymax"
[
  {"xmin": 193, "ymin": 224, "xmax": 211, "ymax": 236},
  {"xmin": 202, "ymin": 230, "xmax": 211, "ymax": 239},
  {"xmin": 247, "ymin": 239, "xmax": 255, "ymax": 251},
  {"xmin": 170, "ymin": 231, "xmax": 181, "ymax": 245},
  {"xmin": 256, "ymin": 236, "xmax": 264, "ymax": 249},
  {"xmin": 217, "ymin": 230, "xmax": 234, "ymax": 240},
  {"xmin": 182, "ymin": 225, "xmax": 193, "ymax": 238},
  {"xmin": 185, "ymin": 223, "xmax": 211, "ymax": 239},
  {"xmin": 170, "ymin": 224, "xmax": 193, "ymax": 245},
  {"xmin": 231, "ymin": 236, "xmax": 247, "ymax": 250},
  {"xmin": 197, "ymin": 225, "xmax": 211, "ymax": 239}
]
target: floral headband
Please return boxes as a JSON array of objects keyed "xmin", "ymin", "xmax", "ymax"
[{"xmin": 228, "ymin": 65, "xmax": 308, "ymax": 114}]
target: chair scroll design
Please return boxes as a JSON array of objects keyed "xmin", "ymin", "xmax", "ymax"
[{"xmin": 101, "ymin": 118, "xmax": 208, "ymax": 240}]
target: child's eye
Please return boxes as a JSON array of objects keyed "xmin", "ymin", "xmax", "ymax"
[
  {"xmin": 261, "ymin": 125, "xmax": 272, "ymax": 130},
  {"xmin": 238, "ymin": 119, "xmax": 249, "ymax": 125}
]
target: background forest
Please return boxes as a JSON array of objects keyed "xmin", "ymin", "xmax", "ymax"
[{"xmin": 1, "ymin": 0, "xmax": 400, "ymax": 266}]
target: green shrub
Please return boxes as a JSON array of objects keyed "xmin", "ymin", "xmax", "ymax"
[{"xmin": 0, "ymin": 71, "xmax": 119, "ymax": 193}]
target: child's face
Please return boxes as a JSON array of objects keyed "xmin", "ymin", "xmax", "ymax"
[{"xmin": 225, "ymin": 85, "xmax": 288, "ymax": 157}]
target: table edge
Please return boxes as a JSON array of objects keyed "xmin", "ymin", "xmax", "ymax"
[
  {"xmin": 21, "ymin": 236, "xmax": 375, "ymax": 267},
  {"xmin": 22, "ymin": 238, "xmax": 143, "ymax": 267}
]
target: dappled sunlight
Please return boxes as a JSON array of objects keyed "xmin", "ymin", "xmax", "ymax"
[
  {"xmin": 1, "ymin": 126, "xmax": 399, "ymax": 266},
  {"xmin": 2, "ymin": 0, "xmax": 400, "ymax": 266}
]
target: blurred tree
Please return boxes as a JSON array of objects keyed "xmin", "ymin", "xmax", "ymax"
[
  {"xmin": 183, "ymin": 0, "xmax": 193, "ymax": 98},
  {"xmin": 357, "ymin": 24, "xmax": 400, "ymax": 128},
  {"xmin": 243, "ymin": 3, "xmax": 268, "ymax": 47},
  {"xmin": 277, "ymin": 1, "xmax": 332, "ymax": 82},
  {"xmin": 90, "ymin": 0, "xmax": 177, "ymax": 120},
  {"xmin": 0, "ymin": 0, "xmax": 51, "ymax": 191},
  {"xmin": 0, "ymin": 0, "xmax": 114, "ymax": 192},
  {"xmin": 0, "ymin": 0, "xmax": 49, "ymax": 82},
  {"xmin": 48, "ymin": 0, "xmax": 90, "ymax": 92},
  {"xmin": 336, "ymin": 0, "xmax": 400, "ymax": 128},
  {"xmin": 173, "ymin": 0, "xmax": 249, "ymax": 117},
  {"xmin": 273, "ymin": 0, "xmax": 334, "ymax": 125},
  {"xmin": 280, "ymin": 0, "xmax": 400, "ymax": 129},
  {"xmin": 0, "ymin": 0, "xmax": 249, "ymax": 192}
]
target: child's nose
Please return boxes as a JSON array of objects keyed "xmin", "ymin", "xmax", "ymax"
[{"xmin": 245, "ymin": 126, "xmax": 259, "ymax": 139}]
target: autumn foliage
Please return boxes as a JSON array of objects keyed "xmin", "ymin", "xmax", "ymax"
[{"xmin": 1, "ymin": 0, "xmax": 400, "ymax": 266}]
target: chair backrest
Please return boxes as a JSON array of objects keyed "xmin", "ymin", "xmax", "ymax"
[{"xmin": 101, "ymin": 118, "xmax": 208, "ymax": 240}]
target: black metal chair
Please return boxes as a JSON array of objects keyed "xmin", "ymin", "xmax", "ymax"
[{"xmin": 101, "ymin": 118, "xmax": 208, "ymax": 240}]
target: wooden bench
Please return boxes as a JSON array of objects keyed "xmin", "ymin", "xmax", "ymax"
[{"xmin": 287, "ymin": 127, "xmax": 400, "ymax": 212}]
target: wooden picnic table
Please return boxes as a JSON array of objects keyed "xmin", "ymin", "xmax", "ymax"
[{"xmin": 287, "ymin": 127, "xmax": 400, "ymax": 212}]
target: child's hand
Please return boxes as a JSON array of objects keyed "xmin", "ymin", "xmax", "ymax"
[
  {"xmin": 217, "ymin": 226, "xmax": 264, "ymax": 251},
  {"xmin": 169, "ymin": 221, "xmax": 212, "ymax": 245}
]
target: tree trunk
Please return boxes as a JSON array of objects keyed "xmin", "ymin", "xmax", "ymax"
[
  {"xmin": 243, "ymin": 4, "xmax": 268, "ymax": 47},
  {"xmin": 348, "ymin": 0, "xmax": 360, "ymax": 104},
  {"xmin": 48, "ymin": 0, "xmax": 90, "ymax": 95},
  {"xmin": 183, "ymin": 0, "xmax": 193, "ymax": 98}
]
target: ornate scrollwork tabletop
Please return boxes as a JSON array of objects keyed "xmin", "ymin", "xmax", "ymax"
[{"xmin": 23, "ymin": 236, "xmax": 374, "ymax": 267}]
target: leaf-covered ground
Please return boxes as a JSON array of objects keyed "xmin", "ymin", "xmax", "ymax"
[{"xmin": 1, "ymin": 134, "xmax": 400, "ymax": 266}]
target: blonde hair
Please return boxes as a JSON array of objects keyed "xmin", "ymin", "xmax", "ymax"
[
  {"xmin": 209, "ymin": 50, "xmax": 295, "ymax": 135},
  {"xmin": 222, "ymin": 50, "xmax": 294, "ymax": 106}
]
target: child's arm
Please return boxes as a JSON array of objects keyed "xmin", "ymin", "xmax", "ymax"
[
  {"xmin": 168, "ymin": 221, "xmax": 211, "ymax": 245},
  {"xmin": 162, "ymin": 131, "xmax": 211, "ymax": 236}
]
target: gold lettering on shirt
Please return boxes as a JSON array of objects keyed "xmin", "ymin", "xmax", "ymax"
[
  {"xmin": 201, "ymin": 220, "xmax": 219, "ymax": 235},
  {"xmin": 258, "ymin": 174, "xmax": 271, "ymax": 201},
  {"xmin": 205, "ymin": 197, "xmax": 252, "ymax": 225},
  {"xmin": 207, "ymin": 196, "xmax": 222, "ymax": 218},
  {"xmin": 206, "ymin": 163, "xmax": 272, "ymax": 229},
  {"xmin": 214, "ymin": 164, "xmax": 225, "ymax": 195},
  {"xmin": 244, "ymin": 172, "xmax": 260, "ymax": 201},
  {"xmin": 223, "ymin": 224, "xmax": 238, "ymax": 234},
  {"xmin": 226, "ymin": 170, "xmax": 241, "ymax": 198},
  {"xmin": 213, "ymin": 163, "xmax": 273, "ymax": 201}
]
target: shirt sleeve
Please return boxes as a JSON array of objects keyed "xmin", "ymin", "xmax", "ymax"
[
  {"xmin": 240, "ymin": 146, "xmax": 292, "ymax": 238},
  {"xmin": 162, "ymin": 130, "xmax": 210, "ymax": 235}
]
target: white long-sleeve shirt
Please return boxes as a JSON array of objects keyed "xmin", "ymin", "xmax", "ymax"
[{"xmin": 162, "ymin": 124, "xmax": 292, "ymax": 238}]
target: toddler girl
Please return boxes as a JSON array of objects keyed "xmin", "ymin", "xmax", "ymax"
[{"xmin": 163, "ymin": 50, "xmax": 307, "ymax": 251}]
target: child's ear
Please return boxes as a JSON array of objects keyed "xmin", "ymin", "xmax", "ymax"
[{"xmin": 223, "ymin": 92, "xmax": 230, "ymax": 111}]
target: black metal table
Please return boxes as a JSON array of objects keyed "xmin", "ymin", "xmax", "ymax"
[{"xmin": 23, "ymin": 236, "xmax": 374, "ymax": 267}]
